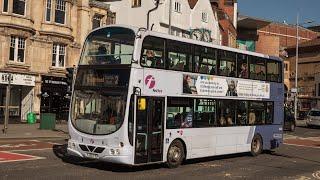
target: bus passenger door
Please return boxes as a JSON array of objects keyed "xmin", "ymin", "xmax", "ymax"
[{"xmin": 135, "ymin": 97, "xmax": 164, "ymax": 164}]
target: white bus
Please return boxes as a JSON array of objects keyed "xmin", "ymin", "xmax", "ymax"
[{"xmin": 67, "ymin": 25, "xmax": 284, "ymax": 168}]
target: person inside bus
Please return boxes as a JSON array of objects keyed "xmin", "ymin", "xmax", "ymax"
[
  {"xmin": 228, "ymin": 64, "xmax": 236, "ymax": 77},
  {"xmin": 226, "ymin": 108, "xmax": 234, "ymax": 126},
  {"xmin": 256, "ymin": 66, "xmax": 266, "ymax": 80},
  {"xmin": 249, "ymin": 109, "xmax": 256, "ymax": 125},
  {"xmin": 219, "ymin": 110, "xmax": 227, "ymax": 126},
  {"xmin": 174, "ymin": 113, "xmax": 183, "ymax": 128},
  {"xmin": 239, "ymin": 63, "xmax": 248, "ymax": 78},
  {"xmin": 210, "ymin": 65, "xmax": 216, "ymax": 75}
]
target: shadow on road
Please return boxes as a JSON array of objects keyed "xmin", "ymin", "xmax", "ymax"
[
  {"xmin": 267, "ymin": 150, "xmax": 320, "ymax": 165},
  {"xmin": 52, "ymin": 144, "xmax": 257, "ymax": 172}
]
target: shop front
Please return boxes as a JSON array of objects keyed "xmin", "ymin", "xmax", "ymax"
[
  {"xmin": 40, "ymin": 76, "xmax": 70, "ymax": 121},
  {"xmin": 0, "ymin": 72, "xmax": 35, "ymax": 123}
]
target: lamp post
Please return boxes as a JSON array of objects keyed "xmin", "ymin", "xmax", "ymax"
[{"xmin": 294, "ymin": 13, "xmax": 314, "ymax": 122}]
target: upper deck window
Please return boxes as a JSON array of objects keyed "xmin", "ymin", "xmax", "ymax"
[
  {"xmin": 194, "ymin": 46, "xmax": 217, "ymax": 75},
  {"xmin": 167, "ymin": 40, "xmax": 191, "ymax": 71},
  {"xmin": 141, "ymin": 36, "xmax": 165, "ymax": 69},
  {"xmin": 249, "ymin": 56, "xmax": 266, "ymax": 81},
  {"xmin": 218, "ymin": 50, "xmax": 236, "ymax": 77},
  {"xmin": 80, "ymin": 27, "xmax": 135, "ymax": 65},
  {"xmin": 267, "ymin": 61, "xmax": 281, "ymax": 82}
]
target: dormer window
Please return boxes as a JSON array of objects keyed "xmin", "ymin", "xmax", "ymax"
[
  {"xmin": 174, "ymin": 1, "xmax": 181, "ymax": 13},
  {"xmin": 202, "ymin": 12, "xmax": 208, "ymax": 23}
]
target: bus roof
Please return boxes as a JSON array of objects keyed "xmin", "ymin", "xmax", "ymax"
[{"xmin": 90, "ymin": 24, "xmax": 283, "ymax": 62}]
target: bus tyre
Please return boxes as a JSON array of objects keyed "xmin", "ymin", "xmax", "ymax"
[
  {"xmin": 167, "ymin": 140, "xmax": 185, "ymax": 168},
  {"xmin": 251, "ymin": 135, "xmax": 263, "ymax": 156}
]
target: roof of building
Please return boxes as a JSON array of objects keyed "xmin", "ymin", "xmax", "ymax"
[
  {"xmin": 188, "ymin": 0, "xmax": 198, "ymax": 9},
  {"xmin": 287, "ymin": 37, "xmax": 320, "ymax": 49},
  {"xmin": 237, "ymin": 15, "xmax": 271, "ymax": 29}
]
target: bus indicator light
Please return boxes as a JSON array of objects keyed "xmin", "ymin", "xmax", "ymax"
[{"xmin": 138, "ymin": 98, "xmax": 146, "ymax": 110}]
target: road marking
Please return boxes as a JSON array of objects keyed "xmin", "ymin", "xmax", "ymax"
[
  {"xmin": 284, "ymin": 143, "xmax": 320, "ymax": 149},
  {"xmin": 12, "ymin": 148, "xmax": 53, "ymax": 152},
  {"xmin": 312, "ymin": 171, "xmax": 320, "ymax": 179},
  {"xmin": 0, "ymin": 151, "xmax": 45, "ymax": 163}
]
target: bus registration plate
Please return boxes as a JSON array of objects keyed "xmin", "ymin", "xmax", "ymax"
[{"xmin": 86, "ymin": 153, "xmax": 98, "ymax": 159}]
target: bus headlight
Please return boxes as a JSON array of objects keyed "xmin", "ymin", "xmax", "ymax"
[{"xmin": 68, "ymin": 140, "xmax": 76, "ymax": 149}]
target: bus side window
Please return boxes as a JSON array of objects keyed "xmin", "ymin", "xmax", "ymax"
[
  {"xmin": 141, "ymin": 36, "xmax": 165, "ymax": 69},
  {"xmin": 237, "ymin": 54, "xmax": 248, "ymax": 78},
  {"xmin": 267, "ymin": 61, "xmax": 281, "ymax": 82},
  {"xmin": 167, "ymin": 97, "xmax": 193, "ymax": 129},
  {"xmin": 217, "ymin": 100, "xmax": 235, "ymax": 127},
  {"xmin": 249, "ymin": 102, "xmax": 266, "ymax": 125},
  {"xmin": 249, "ymin": 57, "xmax": 266, "ymax": 81},
  {"xmin": 218, "ymin": 50, "xmax": 236, "ymax": 77},
  {"xmin": 236, "ymin": 101, "xmax": 248, "ymax": 125},
  {"xmin": 167, "ymin": 40, "xmax": 191, "ymax": 71},
  {"xmin": 194, "ymin": 46, "xmax": 217, "ymax": 75},
  {"xmin": 266, "ymin": 102, "xmax": 273, "ymax": 124}
]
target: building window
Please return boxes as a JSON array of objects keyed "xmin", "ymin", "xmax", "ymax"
[
  {"xmin": 106, "ymin": 12, "xmax": 116, "ymax": 25},
  {"xmin": 46, "ymin": 0, "xmax": 52, "ymax": 22},
  {"xmin": 12, "ymin": 0, "xmax": 26, "ymax": 15},
  {"xmin": 92, "ymin": 14, "xmax": 103, "ymax": 30},
  {"xmin": 174, "ymin": 2, "xmax": 181, "ymax": 13},
  {"xmin": 52, "ymin": 44, "xmax": 66, "ymax": 67},
  {"xmin": 2, "ymin": 0, "xmax": 9, "ymax": 12},
  {"xmin": 55, "ymin": 0, "xmax": 66, "ymax": 24},
  {"xmin": 201, "ymin": 12, "xmax": 208, "ymax": 23},
  {"xmin": 132, "ymin": 0, "xmax": 141, "ymax": 7},
  {"xmin": 9, "ymin": 36, "xmax": 25, "ymax": 63}
]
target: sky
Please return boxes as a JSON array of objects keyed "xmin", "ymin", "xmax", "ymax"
[{"xmin": 238, "ymin": 0, "xmax": 320, "ymax": 26}]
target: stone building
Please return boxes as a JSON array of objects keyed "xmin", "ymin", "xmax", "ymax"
[
  {"xmin": 286, "ymin": 38, "xmax": 320, "ymax": 113},
  {"xmin": 210, "ymin": 0, "xmax": 237, "ymax": 48},
  {"xmin": 0, "ymin": 0, "xmax": 115, "ymax": 122}
]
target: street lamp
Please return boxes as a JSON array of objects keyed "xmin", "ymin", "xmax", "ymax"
[{"xmin": 294, "ymin": 13, "xmax": 314, "ymax": 122}]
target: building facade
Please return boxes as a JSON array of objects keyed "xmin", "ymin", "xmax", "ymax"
[
  {"xmin": 286, "ymin": 38, "xmax": 320, "ymax": 113},
  {"xmin": 210, "ymin": 0, "xmax": 237, "ymax": 48},
  {"xmin": 0, "ymin": 0, "xmax": 115, "ymax": 122},
  {"xmin": 106, "ymin": 0, "xmax": 221, "ymax": 44}
]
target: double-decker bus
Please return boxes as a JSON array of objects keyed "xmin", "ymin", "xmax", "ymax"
[{"xmin": 67, "ymin": 25, "xmax": 284, "ymax": 168}]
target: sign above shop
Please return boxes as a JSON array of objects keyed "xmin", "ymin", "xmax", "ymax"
[{"xmin": 0, "ymin": 73, "xmax": 35, "ymax": 87}]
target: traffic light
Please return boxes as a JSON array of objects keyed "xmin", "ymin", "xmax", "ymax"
[{"xmin": 66, "ymin": 67, "xmax": 74, "ymax": 92}]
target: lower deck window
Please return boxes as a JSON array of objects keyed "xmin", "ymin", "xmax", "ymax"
[{"xmin": 167, "ymin": 97, "xmax": 274, "ymax": 129}]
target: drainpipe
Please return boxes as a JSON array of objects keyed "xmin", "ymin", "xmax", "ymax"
[{"xmin": 147, "ymin": 0, "xmax": 160, "ymax": 30}]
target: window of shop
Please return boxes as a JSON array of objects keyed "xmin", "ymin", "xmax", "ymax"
[
  {"xmin": 10, "ymin": 36, "xmax": 25, "ymax": 63},
  {"xmin": 132, "ymin": 0, "xmax": 141, "ymax": 7},
  {"xmin": 2, "ymin": 0, "xmax": 9, "ymax": 12},
  {"xmin": 12, "ymin": 0, "xmax": 25, "ymax": 16},
  {"xmin": 46, "ymin": 0, "xmax": 52, "ymax": 22},
  {"xmin": 52, "ymin": 44, "xmax": 66, "ymax": 67},
  {"xmin": 55, "ymin": 0, "xmax": 66, "ymax": 24},
  {"xmin": 92, "ymin": 14, "xmax": 103, "ymax": 30}
]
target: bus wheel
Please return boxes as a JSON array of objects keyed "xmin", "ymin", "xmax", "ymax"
[
  {"xmin": 167, "ymin": 140, "xmax": 185, "ymax": 168},
  {"xmin": 251, "ymin": 135, "xmax": 263, "ymax": 156}
]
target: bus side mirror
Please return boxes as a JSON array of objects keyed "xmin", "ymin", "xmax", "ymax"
[{"xmin": 138, "ymin": 98, "xmax": 146, "ymax": 111}]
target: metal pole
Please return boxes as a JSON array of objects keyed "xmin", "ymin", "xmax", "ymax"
[
  {"xmin": 168, "ymin": 0, "xmax": 172, "ymax": 35},
  {"xmin": 294, "ymin": 13, "xmax": 299, "ymax": 122},
  {"xmin": 3, "ymin": 73, "xmax": 11, "ymax": 134}
]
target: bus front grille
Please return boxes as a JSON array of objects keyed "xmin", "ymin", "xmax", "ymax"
[{"xmin": 78, "ymin": 144, "xmax": 105, "ymax": 153}]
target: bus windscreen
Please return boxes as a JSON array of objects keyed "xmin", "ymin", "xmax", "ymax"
[{"xmin": 80, "ymin": 27, "xmax": 135, "ymax": 65}]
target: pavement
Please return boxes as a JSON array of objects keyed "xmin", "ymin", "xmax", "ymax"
[{"xmin": 0, "ymin": 122, "xmax": 69, "ymax": 141}]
